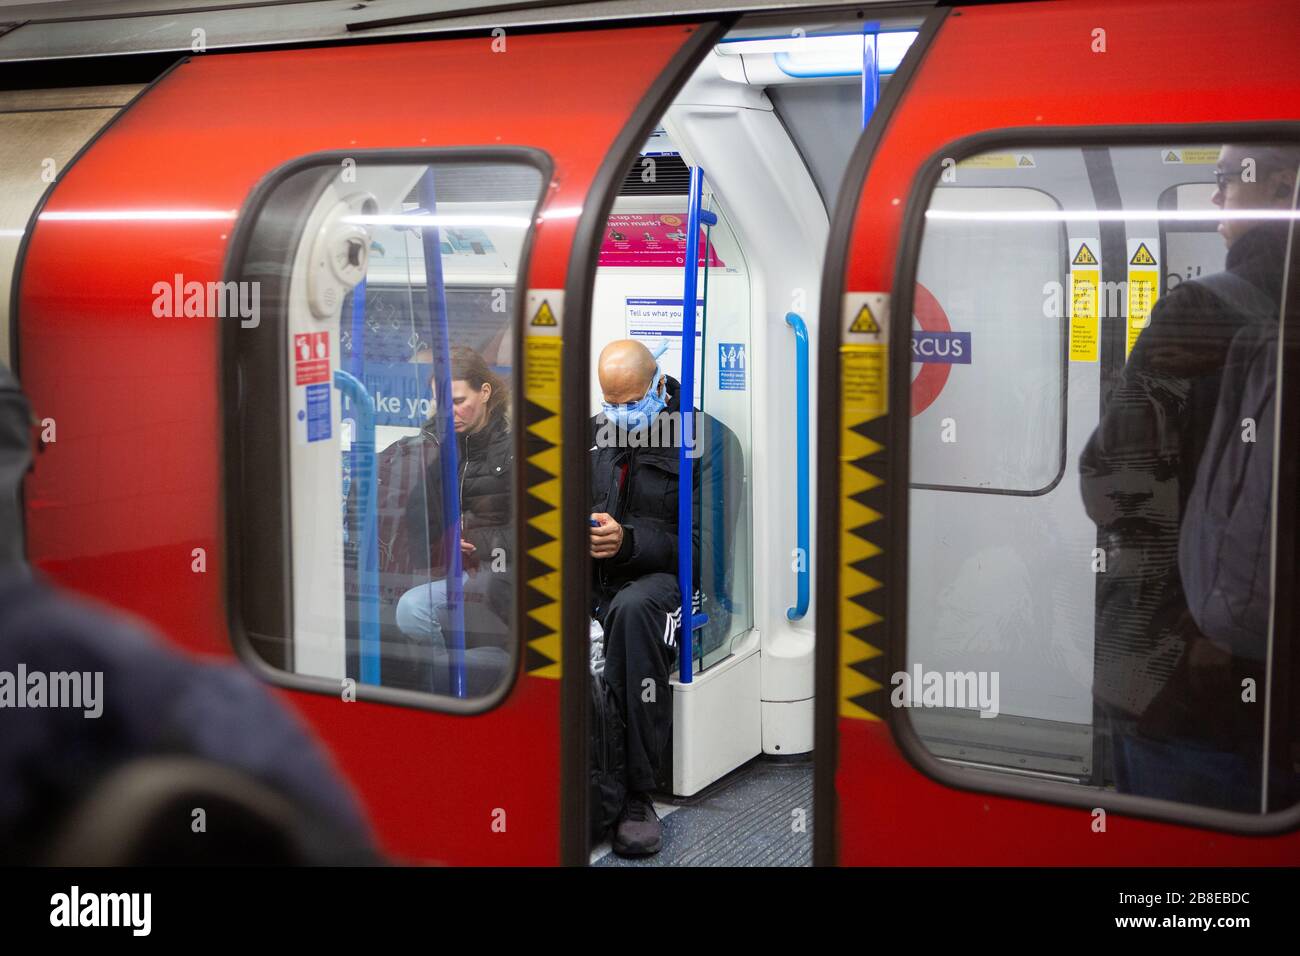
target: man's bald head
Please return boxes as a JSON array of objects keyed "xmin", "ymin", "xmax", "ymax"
[{"xmin": 598, "ymin": 339, "xmax": 662, "ymax": 404}]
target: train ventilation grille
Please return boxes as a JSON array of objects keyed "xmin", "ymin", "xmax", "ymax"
[{"xmin": 619, "ymin": 154, "xmax": 691, "ymax": 195}]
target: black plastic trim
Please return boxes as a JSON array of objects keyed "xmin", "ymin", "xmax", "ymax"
[{"xmin": 812, "ymin": 3, "xmax": 948, "ymax": 868}]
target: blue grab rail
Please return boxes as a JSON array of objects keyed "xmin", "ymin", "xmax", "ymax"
[
  {"xmin": 348, "ymin": 277, "xmax": 367, "ymax": 377},
  {"xmin": 677, "ymin": 165, "xmax": 716, "ymax": 683},
  {"xmin": 334, "ymin": 368, "xmax": 380, "ymax": 684},
  {"xmin": 785, "ymin": 312, "xmax": 810, "ymax": 621},
  {"xmin": 861, "ymin": 26, "xmax": 880, "ymax": 129},
  {"xmin": 416, "ymin": 169, "xmax": 467, "ymax": 698}
]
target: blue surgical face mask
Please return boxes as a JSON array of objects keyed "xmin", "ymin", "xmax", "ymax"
[{"xmin": 602, "ymin": 367, "xmax": 667, "ymax": 433}]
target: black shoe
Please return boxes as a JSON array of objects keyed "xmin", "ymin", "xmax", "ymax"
[{"xmin": 612, "ymin": 792, "xmax": 662, "ymax": 857}]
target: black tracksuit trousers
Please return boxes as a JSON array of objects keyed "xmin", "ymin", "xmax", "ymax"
[{"xmin": 597, "ymin": 571, "xmax": 681, "ymax": 793}]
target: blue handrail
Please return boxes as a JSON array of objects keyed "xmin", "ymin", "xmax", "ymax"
[
  {"xmin": 334, "ymin": 368, "xmax": 380, "ymax": 684},
  {"xmin": 416, "ymin": 169, "xmax": 467, "ymax": 698},
  {"xmin": 677, "ymin": 165, "xmax": 716, "ymax": 683},
  {"xmin": 348, "ymin": 277, "xmax": 366, "ymax": 377},
  {"xmin": 785, "ymin": 312, "xmax": 810, "ymax": 621},
  {"xmin": 861, "ymin": 25, "xmax": 880, "ymax": 129}
]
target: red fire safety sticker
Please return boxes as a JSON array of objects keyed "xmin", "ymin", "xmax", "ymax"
[{"xmin": 294, "ymin": 332, "xmax": 330, "ymax": 385}]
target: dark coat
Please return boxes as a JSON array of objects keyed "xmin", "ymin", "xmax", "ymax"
[
  {"xmin": 589, "ymin": 375, "xmax": 744, "ymax": 616},
  {"xmin": 0, "ymin": 568, "xmax": 371, "ymax": 862},
  {"xmin": 403, "ymin": 407, "xmax": 514, "ymax": 607},
  {"xmin": 1079, "ymin": 224, "xmax": 1284, "ymax": 746}
]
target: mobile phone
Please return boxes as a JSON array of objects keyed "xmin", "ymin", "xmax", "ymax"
[{"xmin": 590, "ymin": 517, "xmax": 600, "ymax": 527}]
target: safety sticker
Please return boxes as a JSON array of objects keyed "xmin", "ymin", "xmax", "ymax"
[
  {"xmin": 842, "ymin": 292, "xmax": 888, "ymax": 416},
  {"xmin": 1126, "ymin": 239, "xmax": 1160, "ymax": 358},
  {"xmin": 718, "ymin": 342, "xmax": 746, "ymax": 390},
  {"xmin": 522, "ymin": 288, "xmax": 563, "ymax": 679},
  {"xmin": 293, "ymin": 381, "xmax": 332, "ymax": 444},
  {"xmin": 294, "ymin": 331, "xmax": 330, "ymax": 385},
  {"xmin": 844, "ymin": 292, "xmax": 888, "ymax": 346},
  {"xmin": 526, "ymin": 289, "xmax": 563, "ymax": 338},
  {"xmin": 1069, "ymin": 238, "xmax": 1101, "ymax": 363},
  {"xmin": 1162, "ymin": 147, "xmax": 1219, "ymax": 165},
  {"xmin": 839, "ymin": 291, "xmax": 889, "ymax": 721},
  {"xmin": 957, "ymin": 153, "xmax": 1035, "ymax": 170}
]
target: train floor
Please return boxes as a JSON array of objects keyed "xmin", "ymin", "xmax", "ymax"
[{"xmin": 590, "ymin": 753, "xmax": 813, "ymax": 867}]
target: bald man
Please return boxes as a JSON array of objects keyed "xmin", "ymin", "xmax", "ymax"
[{"xmin": 587, "ymin": 339, "xmax": 741, "ymax": 856}]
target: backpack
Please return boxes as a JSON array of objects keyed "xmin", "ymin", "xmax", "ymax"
[
  {"xmin": 589, "ymin": 668, "xmax": 626, "ymax": 843},
  {"xmin": 1178, "ymin": 272, "xmax": 1279, "ymax": 662}
]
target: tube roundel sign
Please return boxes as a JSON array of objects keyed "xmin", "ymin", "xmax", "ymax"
[{"xmin": 910, "ymin": 282, "xmax": 969, "ymax": 416}]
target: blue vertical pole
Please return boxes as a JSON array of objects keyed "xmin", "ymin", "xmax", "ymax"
[
  {"xmin": 417, "ymin": 169, "xmax": 466, "ymax": 698},
  {"xmin": 784, "ymin": 313, "xmax": 810, "ymax": 621},
  {"xmin": 334, "ymin": 369, "xmax": 380, "ymax": 684},
  {"xmin": 349, "ymin": 278, "xmax": 367, "ymax": 377},
  {"xmin": 861, "ymin": 25, "xmax": 880, "ymax": 129},
  {"xmin": 678, "ymin": 166, "xmax": 715, "ymax": 683}
]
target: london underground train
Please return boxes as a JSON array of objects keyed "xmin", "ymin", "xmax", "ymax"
[{"xmin": 0, "ymin": 0, "xmax": 1298, "ymax": 866}]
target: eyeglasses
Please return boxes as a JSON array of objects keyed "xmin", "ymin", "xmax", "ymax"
[{"xmin": 1213, "ymin": 169, "xmax": 1233, "ymax": 191}]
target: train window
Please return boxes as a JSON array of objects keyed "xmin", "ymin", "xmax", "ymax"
[
  {"xmin": 912, "ymin": 182, "xmax": 1066, "ymax": 492},
  {"xmin": 903, "ymin": 139, "xmax": 1299, "ymax": 816},
  {"xmin": 227, "ymin": 152, "xmax": 548, "ymax": 710}
]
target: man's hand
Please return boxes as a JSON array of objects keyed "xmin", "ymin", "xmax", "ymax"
[{"xmin": 589, "ymin": 513, "xmax": 624, "ymax": 559}]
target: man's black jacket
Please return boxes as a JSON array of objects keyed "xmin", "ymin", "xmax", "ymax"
[
  {"xmin": 1079, "ymin": 223, "xmax": 1284, "ymax": 738},
  {"xmin": 589, "ymin": 375, "xmax": 743, "ymax": 610}
]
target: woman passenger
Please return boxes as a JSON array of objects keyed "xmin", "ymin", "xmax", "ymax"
[{"xmin": 396, "ymin": 346, "xmax": 513, "ymax": 693}]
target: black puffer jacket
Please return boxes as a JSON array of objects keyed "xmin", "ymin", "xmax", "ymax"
[
  {"xmin": 589, "ymin": 376, "xmax": 743, "ymax": 611},
  {"xmin": 404, "ymin": 409, "xmax": 514, "ymax": 593}
]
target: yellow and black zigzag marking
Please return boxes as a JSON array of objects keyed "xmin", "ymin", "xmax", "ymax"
[
  {"xmin": 522, "ymin": 337, "xmax": 562, "ymax": 678},
  {"xmin": 839, "ymin": 346, "xmax": 888, "ymax": 720}
]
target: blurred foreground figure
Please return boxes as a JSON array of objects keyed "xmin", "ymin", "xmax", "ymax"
[{"xmin": 0, "ymin": 362, "xmax": 375, "ymax": 864}]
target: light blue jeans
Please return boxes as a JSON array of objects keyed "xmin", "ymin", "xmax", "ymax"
[{"xmin": 395, "ymin": 573, "xmax": 470, "ymax": 649}]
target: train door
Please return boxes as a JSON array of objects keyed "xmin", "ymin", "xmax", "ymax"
[
  {"xmin": 15, "ymin": 22, "xmax": 724, "ymax": 865},
  {"xmin": 816, "ymin": 0, "xmax": 1300, "ymax": 864}
]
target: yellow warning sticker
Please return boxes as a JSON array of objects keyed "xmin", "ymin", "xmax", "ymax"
[
  {"xmin": 1126, "ymin": 239, "xmax": 1160, "ymax": 357},
  {"xmin": 530, "ymin": 300, "xmax": 557, "ymax": 327},
  {"xmin": 524, "ymin": 288, "xmax": 562, "ymax": 339},
  {"xmin": 521, "ymin": 287, "xmax": 564, "ymax": 678},
  {"xmin": 839, "ymin": 292, "xmax": 888, "ymax": 720},
  {"xmin": 1129, "ymin": 242, "xmax": 1157, "ymax": 266},
  {"xmin": 1069, "ymin": 237, "xmax": 1100, "ymax": 363},
  {"xmin": 843, "ymin": 292, "xmax": 889, "ymax": 347},
  {"xmin": 1071, "ymin": 242, "xmax": 1099, "ymax": 267},
  {"xmin": 849, "ymin": 304, "xmax": 880, "ymax": 334},
  {"xmin": 1163, "ymin": 147, "xmax": 1219, "ymax": 165},
  {"xmin": 957, "ymin": 153, "xmax": 1034, "ymax": 170}
]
